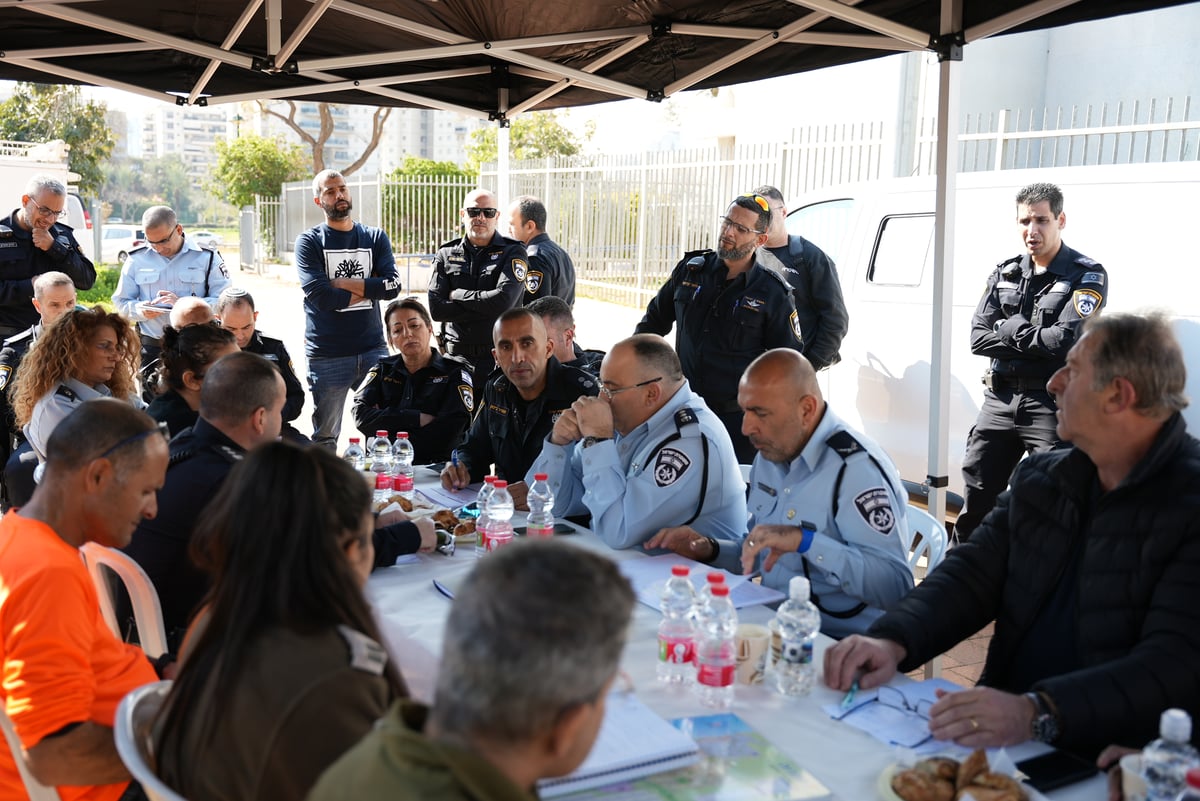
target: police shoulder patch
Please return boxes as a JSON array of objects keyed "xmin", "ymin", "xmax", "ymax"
[
  {"xmin": 1073, "ymin": 288, "xmax": 1102, "ymax": 317},
  {"xmin": 654, "ymin": 447, "xmax": 691, "ymax": 487},
  {"xmin": 789, "ymin": 310, "xmax": 803, "ymax": 342},
  {"xmin": 458, "ymin": 384, "xmax": 474, "ymax": 412},
  {"xmin": 853, "ymin": 487, "xmax": 895, "ymax": 535},
  {"xmin": 0, "ymin": 365, "xmax": 10, "ymax": 391},
  {"xmin": 512, "ymin": 258, "xmax": 528, "ymax": 282},
  {"xmin": 525, "ymin": 270, "xmax": 543, "ymax": 295}
]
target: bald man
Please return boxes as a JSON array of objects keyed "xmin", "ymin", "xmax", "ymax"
[
  {"xmin": 168, "ymin": 296, "xmax": 216, "ymax": 329},
  {"xmin": 441, "ymin": 308, "xmax": 596, "ymax": 507},
  {"xmin": 650, "ymin": 349, "xmax": 913, "ymax": 638},
  {"xmin": 428, "ymin": 187, "xmax": 527, "ymax": 397},
  {"xmin": 530, "ymin": 334, "xmax": 746, "ymax": 552}
]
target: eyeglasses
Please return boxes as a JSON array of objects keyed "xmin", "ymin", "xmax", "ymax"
[
  {"xmin": 832, "ymin": 685, "xmax": 934, "ymax": 748},
  {"xmin": 465, "ymin": 207, "xmax": 499, "ymax": 219},
  {"xmin": 29, "ymin": 200, "xmax": 66, "ymax": 219},
  {"xmin": 718, "ymin": 216, "xmax": 765, "ymax": 237},
  {"xmin": 146, "ymin": 228, "xmax": 179, "ymax": 246},
  {"xmin": 739, "ymin": 193, "xmax": 771, "ymax": 213},
  {"xmin": 600, "ymin": 376, "xmax": 662, "ymax": 400},
  {"xmin": 97, "ymin": 421, "xmax": 170, "ymax": 460}
]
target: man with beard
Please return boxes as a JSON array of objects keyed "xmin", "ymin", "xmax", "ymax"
[
  {"xmin": 636, "ymin": 193, "xmax": 803, "ymax": 461},
  {"xmin": 296, "ymin": 169, "xmax": 402, "ymax": 449}
]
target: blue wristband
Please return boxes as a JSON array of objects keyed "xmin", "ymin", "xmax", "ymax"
[{"xmin": 796, "ymin": 521, "xmax": 816, "ymax": 554}]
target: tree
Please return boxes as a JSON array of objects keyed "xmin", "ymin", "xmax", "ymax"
[
  {"xmin": 209, "ymin": 134, "xmax": 308, "ymax": 209},
  {"xmin": 382, "ymin": 156, "xmax": 475, "ymax": 253},
  {"xmin": 103, "ymin": 154, "xmax": 201, "ymax": 223},
  {"xmin": 465, "ymin": 111, "xmax": 584, "ymax": 171},
  {"xmin": 257, "ymin": 100, "xmax": 391, "ymax": 176},
  {"xmin": 0, "ymin": 83, "xmax": 115, "ymax": 197}
]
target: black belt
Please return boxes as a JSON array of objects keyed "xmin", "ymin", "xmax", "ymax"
[{"xmin": 984, "ymin": 372, "xmax": 1050, "ymax": 393}]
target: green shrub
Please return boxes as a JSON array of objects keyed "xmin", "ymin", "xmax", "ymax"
[{"xmin": 77, "ymin": 267, "xmax": 120, "ymax": 310}]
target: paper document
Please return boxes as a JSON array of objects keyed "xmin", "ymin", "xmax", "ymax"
[
  {"xmin": 416, "ymin": 484, "xmax": 481, "ymax": 510},
  {"xmin": 618, "ymin": 553, "xmax": 785, "ymax": 610},
  {"xmin": 823, "ymin": 677, "xmax": 962, "ymax": 753},
  {"xmin": 537, "ymin": 692, "xmax": 699, "ymax": 798}
]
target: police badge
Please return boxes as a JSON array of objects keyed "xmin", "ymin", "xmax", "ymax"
[{"xmin": 1073, "ymin": 288, "xmax": 1102, "ymax": 317}]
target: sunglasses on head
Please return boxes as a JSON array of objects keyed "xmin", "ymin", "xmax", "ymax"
[
  {"xmin": 739, "ymin": 193, "xmax": 771, "ymax": 213},
  {"xmin": 465, "ymin": 207, "xmax": 498, "ymax": 219}
]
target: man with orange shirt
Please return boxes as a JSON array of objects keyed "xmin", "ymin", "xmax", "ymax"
[{"xmin": 0, "ymin": 398, "xmax": 168, "ymax": 801}]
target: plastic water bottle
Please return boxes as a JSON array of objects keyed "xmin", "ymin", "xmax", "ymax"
[
  {"xmin": 342, "ymin": 437, "xmax": 365, "ymax": 471},
  {"xmin": 370, "ymin": 430, "xmax": 392, "ymax": 478},
  {"xmin": 1144, "ymin": 710, "xmax": 1200, "ymax": 801},
  {"xmin": 694, "ymin": 584, "xmax": 737, "ymax": 709},
  {"xmin": 474, "ymin": 476, "xmax": 496, "ymax": 558},
  {"xmin": 391, "ymin": 432, "xmax": 414, "ymax": 479},
  {"xmin": 485, "ymin": 480, "xmax": 515, "ymax": 552},
  {"xmin": 373, "ymin": 473, "xmax": 392, "ymax": 506},
  {"xmin": 697, "ymin": 571, "xmax": 726, "ymax": 614},
  {"xmin": 392, "ymin": 474, "xmax": 414, "ymax": 502},
  {"xmin": 526, "ymin": 473, "xmax": 555, "ymax": 538},
  {"xmin": 772, "ymin": 576, "xmax": 820, "ymax": 696},
  {"xmin": 1174, "ymin": 768, "xmax": 1200, "ymax": 801},
  {"xmin": 657, "ymin": 564, "xmax": 696, "ymax": 684}
]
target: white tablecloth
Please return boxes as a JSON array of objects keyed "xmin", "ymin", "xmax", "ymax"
[{"xmin": 367, "ymin": 504, "xmax": 1105, "ymax": 801}]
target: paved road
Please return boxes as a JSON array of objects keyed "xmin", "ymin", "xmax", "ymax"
[{"xmin": 231, "ymin": 262, "xmax": 647, "ymax": 453}]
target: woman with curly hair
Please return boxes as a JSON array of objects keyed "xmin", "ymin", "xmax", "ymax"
[
  {"xmin": 147, "ymin": 323, "xmax": 239, "ymax": 436},
  {"xmin": 12, "ymin": 305, "xmax": 143, "ymax": 461}
]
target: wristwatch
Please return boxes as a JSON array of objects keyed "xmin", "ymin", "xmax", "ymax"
[
  {"xmin": 582, "ymin": 436, "xmax": 611, "ymax": 449},
  {"xmin": 1025, "ymin": 691, "xmax": 1059, "ymax": 743}
]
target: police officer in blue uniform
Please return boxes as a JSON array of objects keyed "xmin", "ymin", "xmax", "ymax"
[
  {"xmin": 531, "ymin": 334, "xmax": 746, "ymax": 552},
  {"xmin": 636, "ymin": 193, "xmax": 803, "ymax": 463},
  {"xmin": 955, "ymin": 183, "xmax": 1108, "ymax": 542},
  {"xmin": 504, "ymin": 195, "xmax": 576, "ymax": 306},
  {"xmin": 654, "ymin": 350, "xmax": 913, "ymax": 638},
  {"xmin": 352, "ymin": 297, "xmax": 474, "ymax": 464},
  {"xmin": 428, "ymin": 188, "xmax": 527, "ymax": 398},
  {"xmin": 112, "ymin": 205, "xmax": 231, "ymax": 390},
  {"xmin": 441, "ymin": 309, "xmax": 596, "ymax": 506},
  {"xmin": 0, "ymin": 176, "xmax": 95, "ymax": 338}
]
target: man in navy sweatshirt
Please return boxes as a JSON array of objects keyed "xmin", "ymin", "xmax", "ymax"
[{"xmin": 296, "ymin": 169, "xmax": 402, "ymax": 449}]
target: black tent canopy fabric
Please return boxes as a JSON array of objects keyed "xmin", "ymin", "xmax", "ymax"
[{"xmin": 0, "ymin": 0, "xmax": 1193, "ymax": 114}]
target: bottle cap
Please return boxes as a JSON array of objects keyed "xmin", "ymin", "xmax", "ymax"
[
  {"xmin": 706, "ymin": 572, "xmax": 725, "ymax": 584},
  {"xmin": 485, "ymin": 475, "xmax": 497, "ymax": 485},
  {"xmin": 1161, "ymin": 708, "xmax": 1192, "ymax": 741},
  {"xmin": 789, "ymin": 576, "xmax": 811, "ymax": 600},
  {"xmin": 349, "ymin": 437, "xmax": 361, "ymax": 443},
  {"xmin": 711, "ymin": 585, "xmax": 730, "ymax": 597},
  {"xmin": 397, "ymin": 432, "xmax": 409, "ymax": 439},
  {"xmin": 376, "ymin": 430, "xmax": 388, "ymax": 437},
  {"xmin": 494, "ymin": 480, "xmax": 508, "ymax": 489},
  {"xmin": 534, "ymin": 473, "xmax": 548, "ymax": 481},
  {"xmin": 671, "ymin": 565, "xmax": 690, "ymax": 577}
]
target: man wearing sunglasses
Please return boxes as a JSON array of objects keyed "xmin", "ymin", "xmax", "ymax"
[
  {"xmin": 112, "ymin": 205, "xmax": 232, "ymax": 395},
  {"xmin": 0, "ymin": 175, "xmax": 95, "ymax": 340},
  {"xmin": 637, "ymin": 193, "xmax": 803, "ymax": 462},
  {"xmin": 529, "ymin": 334, "xmax": 746, "ymax": 552},
  {"xmin": 429, "ymin": 188, "xmax": 527, "ymax": 397}
]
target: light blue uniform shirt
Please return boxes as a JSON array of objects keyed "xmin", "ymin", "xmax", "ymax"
[
  {"xmin": 529, "ymin": 381, "xmax": 747, "ymax": 551},
  {"xmin": 112, "ymin": 237, "xmax": 231, "ymax": 340},
  {"xmin": 748, "ymin": 405, "xmax": 914, "ymax": 638},
  {"xmin": 24, "ymin": 378, "xmax": 144, "ymax": 460}
]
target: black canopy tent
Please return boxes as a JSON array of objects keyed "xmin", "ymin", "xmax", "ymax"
[{"xmin": 2, "ymin": 0, "xmax": 1193, "ymax": 523}]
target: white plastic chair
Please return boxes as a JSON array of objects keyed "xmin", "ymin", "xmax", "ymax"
[
  {"xmin": 904, "ymin": 505, "xmax": 949, "ymax": 575},
  {"xmin": 0, "ymin": 706, "xmax": 61, "ymax": 801},
  {"xmin": 79, "ymin": 543, "xmax": 169, "ymax": 659},
  {"xmin": 114, "ymin": 682, "xmax": 187, "ymax": 801},
  {"xmin": 904, "ymin": 505, "xmax": 950, "ymax": 678}
]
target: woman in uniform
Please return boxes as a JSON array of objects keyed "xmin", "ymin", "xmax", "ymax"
[{"xmin": 146, "ymin": 323, "xmax": 239, "ymax": 436}]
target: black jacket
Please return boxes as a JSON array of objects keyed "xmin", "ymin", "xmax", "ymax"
[
  {"xmin": 869, "ymin": 413, "xmax": 1200, "ymax": 756},
  {"xmin": 352, "ymin": 349, "xmax": 474, "ymax": 464},
  {"xmin": 756, "ymin": 234, "xmax": 848, "ymax": 370},
  {"xmin": 457, "ymin": 357, "xmax": 598, "ymax": 483},
  {"xmin": 970, "ymin": 243, "xmax": 1107, "ymax": 381},
  {"xmin": 244, "ymin": 330, "xmax": 306, "ymax": 424},
  {"xmin": 0, "ymin": 211, "xmax": 95, "ymax": 331},
  {"xmin": 428, "ymin": 232, "xmax": 526, "ymax": 348},
  {"xmin": 146, "ymin": 388, "xmax": 198, "ymax": 438},
  {"xmin": 521, "ymin": 232, "xmax": 576, "ymax": 306}
]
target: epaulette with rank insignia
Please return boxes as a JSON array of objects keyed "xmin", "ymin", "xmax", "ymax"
[
  {"xmin": 681, "ymin": 249, "xmax": 713, "ymax": 271},
  {"xmin": 54, "ymin": 385, "xmax": 77, "ymax": 401}
]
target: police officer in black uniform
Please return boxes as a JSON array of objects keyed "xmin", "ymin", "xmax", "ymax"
[
  {"xmin": 428, "ymin": 188, "xmax": 526, "ymax": 398},
  {"xmin": 527, "ymin": 296, "xmax": 604, "ymax": 378},
  {"xmin": 504, "ymin": 195, "xmax": 576, "ymax": 306},
  {"xmin": 956, "ymin": 182, "xmax": 1108, "ymax": 542},
  {"xmin": 215, "ymin": 288, "xmax": 309, "ymax": 444},
  {"xmin": 0, "ymin": 176, "xmax": 95, "ymax": 339},
  {"xmin": 352, "ymin": 297, "xmax": 474, "ymax": 464},
  {"xmin": 636, "ymin": 193, "xmax": 804, "ymax": 463},
  {"xmin": 441, "ymin": 308, "xmax": 597, "ymax": 502}
]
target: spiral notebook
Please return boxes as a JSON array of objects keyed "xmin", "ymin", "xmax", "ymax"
[{"xmin": 536, "ymin": 692, "xmax": 700, "ymax": 798}]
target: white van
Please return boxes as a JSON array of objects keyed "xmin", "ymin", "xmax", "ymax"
[{"xmin": 786, "ymin": 162, "xmax": 1200, "ymax": 509}]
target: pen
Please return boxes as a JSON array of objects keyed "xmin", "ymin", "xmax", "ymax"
[
  {"xmin": 450, "ymin": 450, "xmax": 459, "ymax": 468},
  {"xmin": 841, "ymin": 678, "xmax": 860, "ymax": 710}
]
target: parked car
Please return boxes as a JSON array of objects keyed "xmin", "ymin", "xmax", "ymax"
[
  {"xmin": 190, "ymin": 230, "xmax": 222, "ymax": 248},
  {"xmin": 101, "ymin": 224, "xmax": 145, "ymax": 264}
]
